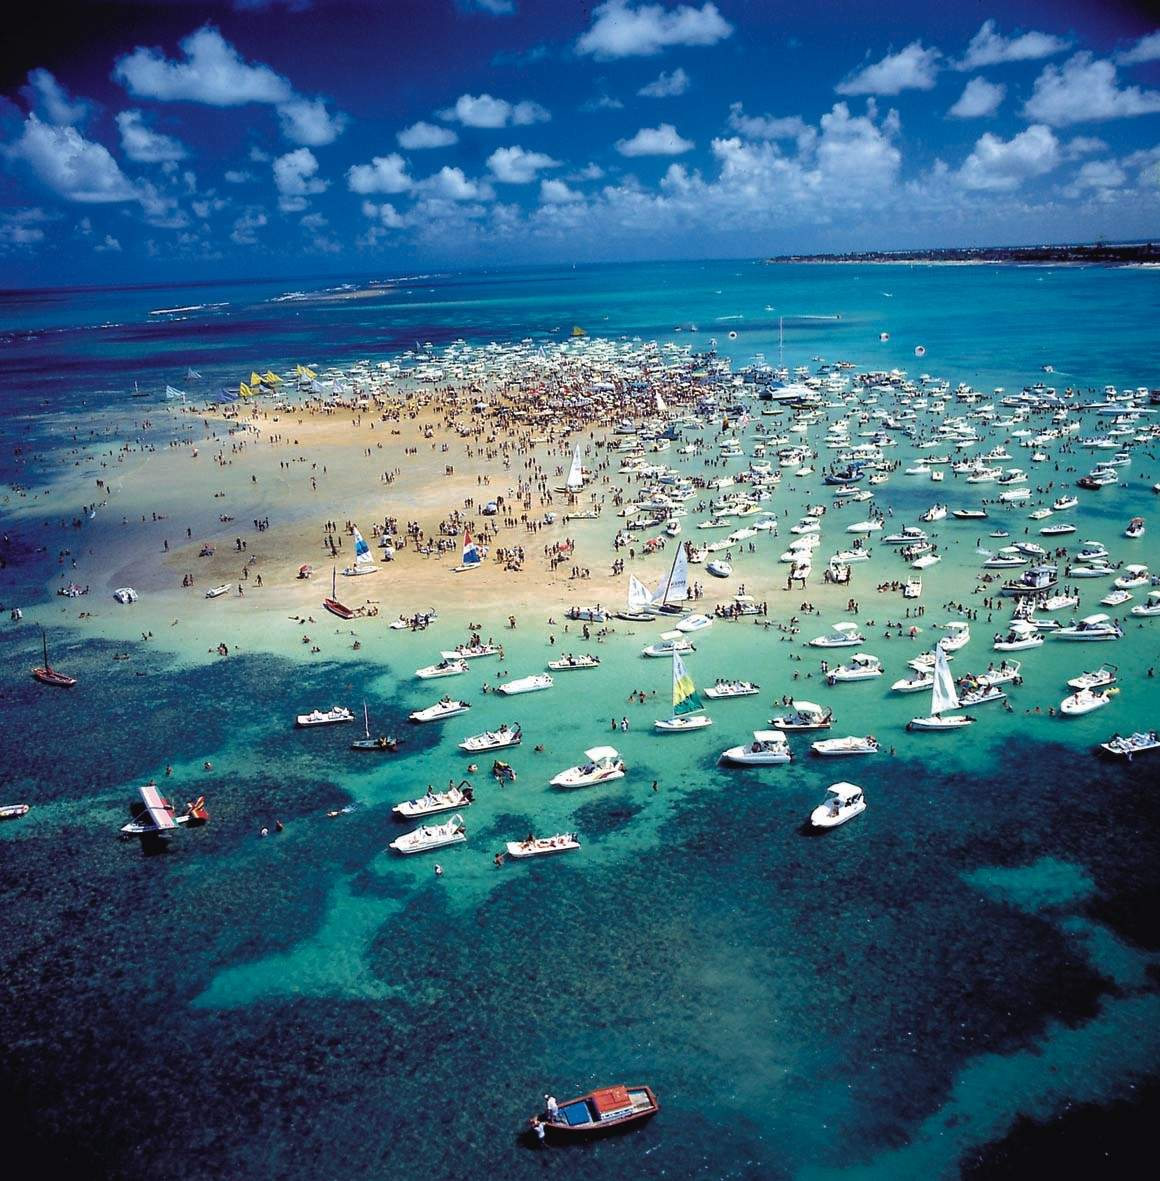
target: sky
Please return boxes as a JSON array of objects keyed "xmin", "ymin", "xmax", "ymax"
[{"xmin": 0, "ymin": 0, "xmax": 1157, "ymax": 285}]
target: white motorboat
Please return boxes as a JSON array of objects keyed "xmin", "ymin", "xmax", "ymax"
[
  {"xmin": 983, "ymin": 549, "xmax": 1027, "ymax": 569},
  {"xmin": 902, "ymin": 577, "xmax": 922, "ymax": 599},
  {"xmin": 938, "ymin": 621, "xmax": 971, "ymax": 652},
  {"xmin": 920, "ymin": 504, "xmax": 947, "ymax": 522},
  {"xmin": 495, "ymin": 673, "xmax": 553, "ymax": 696},
  {"xmin": 1067, "ymin": 560, "xmax": 1113, "ymax": 579},
  {"xmin": 891, "ymin": 671, "xmax": 934, "ymax": 693},
  {"xmin": 957, "ymin": 683, "xmax": 1006, "ymax": 708},
  {"xmin": 907, "ymin": 647, "xmax": 975, "ymax": 731},
  {"xmin": 205, "ymin": 584, "xmax": 232, "ymax": 598},
  {"xmin": 770, "ymin": 700, "xmax": 833, "ymax": 730},
  {"xmin": 811, "ymin": 735, "xmax": 880, "ymax": 756},
  {"xmin": 1100, "ymin": 589, "xmax": 1133, "ymax": 607},
  {"xmin": 976, "ymin": 660, "xmax": 1022, "ymax": 687},
  {"xmin": 846, "ymin": 519, "xmax": 883, "ymax": 534},
  {"xmin": 388, "ymin": 813, "xmax": 467, "ymax": 854},
  {"xmin": 415, "ymin": 658, "xmax": 470, "ymax": 679},
  {"xmin": 409, "ymin": 697, "xmax": 471, "ymax": 723},
  {"xmin": 1124, "ymin": 516, "xmax": 1145, "ymax": 539},
  {"xmin": 1052, "ymin": 495, "xmax": 1079, "ymax": 511},
  {"xmin": 550, "ymin": 745, "xmax": 626, "ymax": 788},
  {"xmin": 547, "ymin": 653, "xmax": 601, "ymax": 670},
  {"xmin": 1040, "ymin": 523, "xmax": 1076, "ymax": 536},
  {"xmin": 674, "ymin": 613, "xmax": 714, "ymax": 633},
  {"xmin": 504, "ymin": 832, "xmax": 581, "ymax": 859},
  {"xmin": 809, "ymin": 622, "xmax": 865, "ymax": 648},
  {"xmin": 296, "ymin": 705, "xmax": 355, "ymax": 727},
  {"xmin": 1114, "ymin": 564, "xmax": 1150, "ymax": 590},
  {"xmin": 1098, "ymin": 730, "xmax": 1160, "ymax": 759},
  {"xmin": 825, "ymin": 653, "xmax": 883, "ymax": 683},
  {"xmin": 642, "ymin": 630, "xmax": 695, "ymax": 658},
  {"xmin": 1066, "ymin": 664, "xmax": 1117, "ymax": 691},
  {"xmin": 809, "ymin": 781, "xmax": 866, "ymax": 828},
  {"xmin": 565, "ymin": 606, "xmax": 607, "ymax": 622},
  {"xmin": 993, "ymin": 621, "xmax": 1044, "ymax": 651},
  {"xmin": 832, "ymin": 547, "xmax": 872, "ymax": 563},
  {"xmin": 393, "ymin": 785, "xmax": 474, "ymax": 819},
  {"xmin": 703, "ymin": 679, "xmax": 760, "ymax": 699},
  {"xmin": 458, "ymin": 723, "xmax": 521, "ymax": 752},
  {"xmin": 719, "ymin": 730, "xmax": 792, "ymax": 765},
  {"xmin": 1130, "ymin": 591, "xmax": 1160, "ymax": 617},
  {"xmin": 1059, "ymin": 687, "xmax": 1112, "ymax": 717},
  {"xmin": 1056, "ymin": 613, "xmax": 1123, "ymax": 641},
  {"xmin": 706, "ymin": 560, "xmax": 732, "ymax": 578},
  {"xmin": 440, "ymin": 643, "xmax": 501, "ymax": 660},
  {"xmin": 883, "ymin": 526, "xmax": 927, "ymax": 545}
]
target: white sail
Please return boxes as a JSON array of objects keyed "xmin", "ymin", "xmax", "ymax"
[
  {"xmin": 565, "ymin": 444, "xmax": 584, "ymax": 492},
  {"xmin": 652, "ymin": 543, "xmax": 690, "ymax": 606},
  {"xmin": 627, "ymin": 573, "xmax": 653, "ymax": 610},
  {"xmin": 930, "ymin": 647, "xmax": 960, "ymax": 715},
  {"xmin": 656, "ymin": 391, "xmax": 667, "ymax": 414}
]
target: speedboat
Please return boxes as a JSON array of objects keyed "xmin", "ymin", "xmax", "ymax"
[
  {"xmin": 719, "ymin": 730, "xmax": 791, "ymax": 765},
  {"xmin": 1068, "ymin": 558, "xmax": 1114, "ymax": 578},
  {"xmin": 811, "ymin": 735, "xmax": 880, "ymax": 756},
  {"xmin": 957, "ymin": 683, "xmax": 1006, "ymax": 708},
  {"xmin": 550, "ymin": 746, "xmax": 626, "ymax": 788},
  {"xmin": 983, "ymin": 549, "xmax": 1027, "ymax": 569},
  {"xmin": 1056, "ymin": 614, "xmax": 1123, "ymax": 641},
  {"xmin": 846, "ymin": 519, "xmax": 883, "ymax": 534},
  {"xmin": 825, "ymin": 653, "xmax": 883, "ymax": 683},
  {"xmin": 770, "ymin": 700, "xmax": 833, "ymax": 730},
  {"xmin": 920, "ymin": 504, "xmax": 947, "ymax": 522},
  {"xmin": 674, "ymin": 612, "xmax": 714, "ymax": 633},
  {"xmin": 388, "ymin": 814, "xmax": 467, "ymax": 854},
  {"xmin": 891, "ymin": 671, "xmax": 934, "ymax": 693},
  {"xmin": 415, "ymin": 659, "xmax": 469, "ymax": 679},
  {"xmin": 1067, "ymin": 664, "xmax": 1117, "ymax": 691},
  {"xmin": 976, "ymin": 660, "xmax": 1022, "ymax": 687},
  {"xmin": 1101, "ymin": 589, "xmax": 1133, "ymax": 607},
  {"xmin": 1124, "ymin": 516, "xmax": 1145, "ymax": 539},
  {"xmin": 1130, "ymin": 591, "xmax": 1160, "ymax": 617},
  {"xmin": 547, "ymin": 653, "xmax": 601, "ymax": 670},
  {"xmin": 1040, "ymin": 523, "xmax": 1076, "ymax": 537},
  {"xmin": 504, "ymin": 832, "xmax": 581, "ymax": 859},
  {"xmin": 409, "ymin": 698, "xmax": 471, "ymax": 723},
  {"xmin": 641, "ymin": 630, "xmax": 694, "ymax": 658},
  {"xmin": 654, "ymin": 712, "xmax": 712, "ymax": 732},
  {"xmin": 883, "ymin": 526, "xmax": 927, "ymax": 545},
  {"xmin": 1059, "ymin": 687, "xmax": 1112, "ymax": 716},
  {"xmin": 938, "ymin": 621, "xmax": 971, "ymax": 652},
  {"xmin": 495, "ymin": 673, "xmax": 553, "ymax": 695},
  {"xmin": 1114, "ymin": 564, "xmax": 1150, "ymax": 589},
  {"xmin": 951, "ymin": 508, "xmax": 988, "ymax": 520},
  {"xmin": 458, "ymin": 724, "xmax": 521, "ymax": 752},
  {"xmin": 993, "ymin": 621, "xmax": 1043, "ymax": 651},
  {"xmin": 703, "ymin": 679, "xmax": 760, "ymax": 699},
  {"xmin": 393, "ymin": 784, "xmax": 474, "ymax": 819},
  {"xmin": 706, "ymin": 560, "xmax": 732, "ymax": 578},
  {"xmin": 809, "ymin": 781, "xmax": 866, "ymax": 828},
  {"xmin": 1053, "ymin": 495, "xmax": 1079, "ymax": 511},
  {"xmin": 296, "ymin": 705, "xmax": 355, "ymax": 727},
  {"xmin": 809, "ymin": 622, "xmax": 865, "ymax": 648},
  {"xmin": 912, "ymin": 552, "xmax": 940, "ymax": 568},
  {"xmin": 1098, "ymin": 730, "xmax": 1160, "ymax": 759}
]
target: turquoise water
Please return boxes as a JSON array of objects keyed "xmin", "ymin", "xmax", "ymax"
[{"xmin": 1, "ymin": 260, "xmax": 1159, "ymax": 1178}]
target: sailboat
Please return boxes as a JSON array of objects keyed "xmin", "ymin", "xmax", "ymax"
[
  {"xmin": 655, "ymin": 650, "xmax": 712, "ymax": 731},
  {"xmin": 452, "ymin": 529, "xmax": 485, "ymax": 573},
  {"xmin": 351, "ymin": 702, "xmax": 398, "ymax": 751},
  {"xmin": 323, "ymin": 566, "xmax": 355, "ymax": 619},
  {"xmin": 617, "ymin": 573, "xmax": 655, "ymax": 621},
  {"xmin": 341, "ymin": 527, "xmax": 378, "ymax": 576},
  {"xmin": 907, "ymin": 646, "xmax": 975, "ymax": 731},
  {"xmin": 564, "ymin": 444, "xmax": 584, "ymax": 493},
  {"xmin": 32, "ymin": 630, "xmax": 76, "ymax": 687},
  {"xmin": 650, "ymin": 542, "xmax": 689, "ymax": 614}
]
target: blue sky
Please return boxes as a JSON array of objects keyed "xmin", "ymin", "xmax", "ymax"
[{"xmin": 0, "ymin": 1, "xmax": 1157, "ymax": 284}]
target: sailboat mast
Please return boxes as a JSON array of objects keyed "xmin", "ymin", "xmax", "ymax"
[{"xmin": 42, "ymin": 629, "xmax": 49, "ymax": 670}]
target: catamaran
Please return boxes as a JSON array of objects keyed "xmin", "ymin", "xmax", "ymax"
[
  {"xmin": 654, "ymin": 651, "xmax": 711, "ymax": 731},
  {"xmin": 296, "ymin": 705, "xmax": 355, "ymax": 727},
  {"xmin": 703, "ymin": 678, "xmax": 760, "ymax": 699},
  {"xmin": 452, "ymin": 529, "xmax": 485, "ymax": 573},
  {"xmin": 341, "ymin": 526, "xmax": 378, "ymax": 576},
  {"xmin": 907, "ymin": 647, "xmax": 975, "ymax": 731},
  {"xmin": 547, "ymin": 653, "xmax": 601, "ymax": 670}
]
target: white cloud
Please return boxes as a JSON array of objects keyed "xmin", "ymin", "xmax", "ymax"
[
  {"xmin": 397, "ymin": 121, "xmax": 458, "ymax": 149},
  {"xmin": 137, "ymin": 180, "xmax": 190, "ymax": 228},
  {"xmin": 115, "ymin": 25, "xmax": 293, "ymax": 106},
  {"xmin": 639, "ymin": 68, "xmax": 690, "ymax": 97},
  {"xmin": 837, "ymin": 41, "xmax": 940, "ymax": 96},
  {"xmin": 272, "ymin": 147, "xmax": 327, "ymax": 211},
  {"xmin": 814, "ymin": 101, "xmax": 901, "ymax": 192},
  {"xmin": 116, "ymin": 110, "xmax": 188, "ymax": 163},
  {"xmin": 462, "ymin": 0, "xmax": 516, "ymax": 13},
  {"xmin": 487, "ymin": 145, "xmax": 560, "ymax": 183},
  {"xmin": 1066, "ymin": 159, "xmax": 1127, "ymax": 192},
  {"xmin": 958, "ymin": 124, "xmax": 1060, "ymax": 191},
  {"xmin": 571, "ymin": 162, "xmax": 606, "ymax": 181},
  {"xmin": 21, "ymin": 69, "xmax": 91, "ymax": 126},
  {"xmin": 540, "ymin": 178, "xmax": 582, "ymax": 203},
  {"xmin": 231, "ymin": 206, "xmax": 267, "ymax": 244},
  {"xmin": 224, "ymin": 169, "xmax": 252, "ymax": 183},
  {"xmin": 0, "ymin": 208, "xmax": 50, "ymax": 247},
  {"xmin": 346, "ymin": 153, "xmax": 412, "ymax": 194},
  {"xmin": 577, "ymin": 1, "xmax": 732, "ymax": 60},
  {"xmin": 276, "ymin": 98, "xmax": 347, "ymax": 146},
  {"xmin": 958, "ymin": 20, "xmax": 1071, "ymax": 70},
  {"xmin": 1117, "ymin": 31, "xmax": 1160, "ymax": 65},
  {"xmin": 616, "ymin": 122, "xmax": 694, "ymax": 156},
  {"xmin": 581, "ymin": 93, "xmax": 624, "ymax": 112},
  {"xmin": 948, "ymin": 77, "xmax": 1005, "ymax": 119},
  {"xmin": 1064, "ymin": 136, "xmax": 1108, "ymax": 159},
  {"xmin": 1024, "ymin": 54, "xmax": 1160, "ymax": 126},
  {"xmin": 3, "ymin": 115, "xmax": 136, "ymax": 203},
  {"xmin": 361, "ymin": 200, "xmax": 405, "ymax": 228},
  {"xmin": 726, "ymin": 103, "xmax": 812, "ymax": 146},
  {"xmin": 438, "ymin": 93, "xmax": 550, "ymax": 128},
  {"xmin": 94, "ymin": 233, "xmax": 122, "ymax": 252},
  {"xmin": 417, "ymin": 166, "xmax": 491, "ymax": 201}
]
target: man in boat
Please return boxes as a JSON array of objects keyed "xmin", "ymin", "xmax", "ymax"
[{"xmin": 545, "ymin": 1095, "xmax": 559, "ymax": 1121}]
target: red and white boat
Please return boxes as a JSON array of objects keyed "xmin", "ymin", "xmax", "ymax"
[{"xmin": 32, "ymin": 630, "xmax": 76, "ymax": 687}]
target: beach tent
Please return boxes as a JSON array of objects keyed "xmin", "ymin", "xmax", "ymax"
[{"xmin": 215, "ymin": 388, "xmax": 239, "ymax": 402}]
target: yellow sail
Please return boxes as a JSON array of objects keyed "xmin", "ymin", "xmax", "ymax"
[
  {"xmin": 250, "ymin": 371, "xmax": 262, "ymax": 387},
  {"xmin": 263, "ymin": 370, "xmax": 282, "ymax": 384},
  {"xmin": 239, "ymin": 382, "xmax": 252, "ymax": 399}
]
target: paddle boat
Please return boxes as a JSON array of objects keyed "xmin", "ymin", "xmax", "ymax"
[
  {"xmin": 415, "ymin": 658, "xmax": 469, "ymax": 679},
  {"xmin": 719, "ymin": 730, "xmax": 791, "ymax": 765},
  {"xmin": 495, "ymin": 673, "xmax": 553, "ymax": 696},
  {"xmin": 409, "ymin": 697, "xmax": 471, "ymax": 723},
  {"xmin": 550, "ymin": 746, "xmax": 626, "ymax": 788},
  {"xmin": 393, "ymin": 784, "xmax": 474, "ymax": 819},
  {"xmin": 809, "ymin": 781, "xmax": 866, "ymax": 828},
  {"xmin": 770, "ymin": 700, "xmax": 833, "ymax": 730},
  {"xmin": 296, "ymin": 705, "xmax": 355, "ymax": 727},
  {"xmin": 388, "ymin": 814, "xmax": 467, "ymax": 854},
  {"xmin": 811, "ymin": 735, "xmax": 880, "ymax": 756},
  {"xmin": 529, "ymin": 1084, "xmax": 659, "ymax": 1142},
  {"xmin": 504, "ymin": 833, "xmax": 581, "ymax": 860},
  {"xmin": 458, "ymin": 724, "xmax": 521, "ymax": 752}
]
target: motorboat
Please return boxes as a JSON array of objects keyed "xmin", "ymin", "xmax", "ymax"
[
  {"xmin": 920, "ymin": 504, "xmax": 947, "ymax": 522},
  {"xmin": 642, "ymin": 630, "xmax": 695, "ymax": 658},
  {"xmin": 1056, "ymin": 614, "xmax": 1123, "ymax": 641},
  {"xmin": 1098, "ymin": 730, "xmax": 1160, "ymax": 759},
  {"xmin": 902, "ymin": 577, "xmax": 922, "ymax": 599},
  {"xmin": 911, "ymin": 552, "xmax": 940, "ymax": 568},
  {"xmin": 1113, "ymin": 564, "xmax": 1150, "ymax": 589},
  {"xmin": 832, "ymin": 547, "xmax": 872, "ymax": 563},
  {"xmin": 495, "ymin": 673, "xmax": 553, "ymax": 695},
  {"xmin": 1130, "ymin": 591, "xmax": 1160, "ymax": 617},
  {"xmin": 388, "ymin": 814, "xmax": 467, "ymax": 854},
  {"xmin": 891, "ymin": 671, "xmax": 934, "ymax": 693},
  {"xmin": 1000, "ymin": 566, "xmax": 1058, "ymax": 597},
  {"xmin": 392, "ymin": 785, "xmax": 474, "ymax": 819},
  {"xmin": 1066, "ymin": 664, "xmax": 1117, "ymax": 691},
  {"xmin": 907, "ymin": 647, "xmax": 975, "ymax": 731},
  {"xmin": 1068, "ymin": 558, "xmax": 1114, "ymax": 579},
  {"xmin": 809, "ymin": 622, "xmax": 865, "ymax": 648},
  {"xmin": 957, "ymin": 683, "xmax": 1006, "ymax": 708},
  {"xmin": 547, "ymin": 653, "xmax": 601, "ymax": 670},
  {"xmin": 770, "ymin": 700, "xmax": 833, "ymax": 730},
  {"xmin": 809, "ymin": 781, "xmax": 866, "ymax": 828},
  {"xmin": 504, "ymin": 832, "xmax": 581, "ymax": 859},
  {"xmin": 565, "ymin": 606, "xmax": 607, "ymax": 622},
  {"xmin": 550, "ymin": 745, "xmax": 626, "ymax": 788},
  {"xmin": 458, "ymin": 723, "xmax": 521, "ymax": 752},
  {"xmin": 1040, "ymin": 523, "xmax": 1076, "ymax": 537},
  {"xmin": 1124, "ymin": 516, "xmax": 1145, "ymax": 539},
  {"xmin": 883, "ymin": 526, "xmax": 927, "ymax": 545},
  {"xmin": 415, "ymin": 659, "xmax": 469, "ymax": 679},
  {"xmin": 674, "ymin": 612, "xmax": 714, "ymax": 633},
  {"xmin": 0, "ymin": 804, "xmax": 30, "ymax": 821},
  {"xmin": 1059, "ymin": 687, "xmax": 1112, "ymax": 716},
  {"xmin": 703, "ymin": 679, "xmax": 760, "ymax": 699},
  {"xmin": 205, "ymin": 584, "xmax": 232, "ymax": 598},
  {"xmin": 1101, "ymin": 589, "xmax": 1133, "ymax": 607},
  {"xmin": 938, "ymin": 621, "xmax": 971, "ymax": 652},
  {"xmin": 706, "ymin": 560, "xmax": 732, "ymax": 578},
  {"xmin": 951, "ymin": 508, "xmax": 988, "ymax": 520},
  {"xmin": 825, "ymin": 653, "xmax": 883, "ymax": 683},
  {"xmin": 1052, "ymin": 495, "xmax": 1079, "ymax": 511},
  {"xmin": 811, "ymin": 735, "xmax": 880, "ymax": 756},
  {"xmin": 983, "ymin": 549, "xmax": 1027, "ymax": 569},
  {"xmin": 993, "ymin": 620, "xmax": 1043, "ymax": 651},
  {"xmin": 409, "ymin": 697, "xmax": 471, "ymax": 723},
  {"xmin": 530, "ymin": 1084, "xmax": 658, "ymax": 1141},
  {"xmin": 719, "ymin": 730, "xmax": 791, "ymax": 765},
  {"xmin": 846, "ymin": 520, "xmax": 883, "ymax": 534},
  {"xmin": 440, "ymin": 643, "xmax": 501, "ymax": 660},
  {"xmin": 296, "ymin": 705, "xmax": 355, "ymax": 727},
  {"xmin": 975, "ymin": 660, "xmax": 1022, "ymax": 687}
]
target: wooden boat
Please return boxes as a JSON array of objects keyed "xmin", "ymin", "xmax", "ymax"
[
  {"xmin": 323, "ymin": 566, "xmax": 355, "ymax": 619},
  {"xmin": 32, "ymin": 630, "xmax": 76, "ymax": 687},
  {"xmin": 531, "ymin": 1084, "xmax": 658, "ymax": 1140}
]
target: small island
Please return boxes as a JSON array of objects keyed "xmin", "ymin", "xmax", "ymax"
[{"xmin": 766, "ymin": 242, "xmax": 1159, "ymax": 265}]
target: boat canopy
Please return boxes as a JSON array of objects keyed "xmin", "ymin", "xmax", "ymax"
[
  {"xmin": 752, "ymin": 730, "xmax": 787, "ymax": 744},
  {"xmin": 790, "ymin": 700, "xmax": 824, "ymax": 715},
  {"xmin": 583, "ymin": 746, "xmax": 620, "ymax": 762},
  {"xmin": 827, "ymin": 782, "xmax": 863, "ymax": 803}
]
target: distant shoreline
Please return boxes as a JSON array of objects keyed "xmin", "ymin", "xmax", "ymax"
[{"xmin": 765, "ymin": 244, "xmax": 1159, "ymax": 267}]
